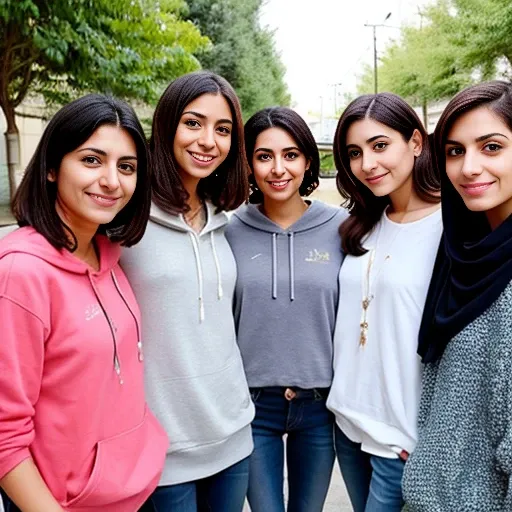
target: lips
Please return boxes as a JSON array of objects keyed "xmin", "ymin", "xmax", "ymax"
[
  {"xmin": 86, "ymin": 193, "xmax": 120, "ymax": 207},
  {"xmin": 366, "ymin": 172, "xmax": 389, "ymax": 184},
  {"xmin": 189, "ymin": 151, "xmax": 215, "ymax": 163},
  {"xmin": 267, "ymin": 180, "xmax": 291, "ymax": 190},
  {"xmin": 460, "ymin": 181, "xmax": 495, "ymax": 196}
]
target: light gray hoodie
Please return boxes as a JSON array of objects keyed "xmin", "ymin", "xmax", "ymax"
[
  {"xmin": 121, "ymin": 202, "xmax": 254, "ymax": 486},
  {"xmin": 226, "ymin": 200, "xmax": 347, "ymax": 389}
]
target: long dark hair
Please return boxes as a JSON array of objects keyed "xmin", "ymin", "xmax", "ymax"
[
  {"xmin": 334, "ymin": 93, "xmax": 440, "ymax": 256},
  {"xmin": 150, "ymin": 71, "xmax": 249, "ymax": 213},
  {"xmin": 244, "ymin": 106, "xmax": 320, "ymax": 203},
  {"xmin": 12, "ymin": 94, "xmax": 151, "ymax": 250}
]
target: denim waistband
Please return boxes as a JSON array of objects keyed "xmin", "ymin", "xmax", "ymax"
[{"xmin": 249, "ymin": 386, "xmax": 330, "ymax": 400}]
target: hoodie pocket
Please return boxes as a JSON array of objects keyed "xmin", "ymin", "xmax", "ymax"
[{"xmin": 63, "ymin": 407, "xmax": 168, "ymax": 509}]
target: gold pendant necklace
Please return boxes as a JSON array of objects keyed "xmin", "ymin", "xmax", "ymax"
[{"xmin": 359, "ymin": 220, "xmax": 402, "ymax": 347}]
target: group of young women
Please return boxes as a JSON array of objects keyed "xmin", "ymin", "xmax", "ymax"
[{"xmin": 0, "ymin": 69, "xmax": 511, "ymax": 512}]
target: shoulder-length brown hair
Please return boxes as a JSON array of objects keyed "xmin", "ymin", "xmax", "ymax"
[
  {"xmin": 150, "ymin": 71, "xmax": 249, "ymax": 214},
  {"xmin": 334, "ymin": 92, "xmax": 440, "ymax": 256},
  {"xmin": 12, "ymin": 94, "xmax": 151, "ymax": 251}
]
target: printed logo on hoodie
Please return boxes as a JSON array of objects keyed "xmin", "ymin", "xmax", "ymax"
[{"xmin": 305, "ymin": 249, "xmax": 330, "ymax": 264}]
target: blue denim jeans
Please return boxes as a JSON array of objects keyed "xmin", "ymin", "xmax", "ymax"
[
  {"xmin": 248, "ymin": 386, "xmax": 335, "ymax": 512},
  {"xmin": 139, "ymin": 456, "xmax": 249, "ymax": 512},
  {"xmin": 334, "ymin": 425, "xmax": 405, "ymax": 512}
]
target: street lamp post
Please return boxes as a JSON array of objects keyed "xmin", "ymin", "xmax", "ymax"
[{"xmin": 364, "ymin": 12, "xmax": 392, "ymax": 94}]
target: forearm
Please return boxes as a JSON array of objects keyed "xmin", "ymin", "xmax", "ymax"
[{"xmin": 0, "ymin": 458, "xmax": 64, "ymax": 512}]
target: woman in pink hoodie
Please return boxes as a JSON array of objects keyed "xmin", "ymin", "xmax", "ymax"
[{"xmin": 0, "ymin": 94, "xmax": 168, "ymax": 511}]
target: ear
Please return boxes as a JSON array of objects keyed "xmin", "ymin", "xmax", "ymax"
[
  {"xmin": 47, "ymin": 170, "xmax": 56, "ymax": 182},
  {"xmin": 305, "ymin": 158, "xmax": 311, "ymax": 172},
  {"xmin": 410, "ymin": 129, "xmax": 423, "ymax": 158}
]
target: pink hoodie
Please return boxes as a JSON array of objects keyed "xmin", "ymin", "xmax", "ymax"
[{"xmin": 0, "ymin": 227, "xmax": 168, "ymax": 511}]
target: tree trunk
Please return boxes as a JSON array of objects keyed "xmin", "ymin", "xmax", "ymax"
[
  {"xmin": 422, "ymin": 99, "xmax": 428, "ymax": 130},
  {"xmin": 1, "ymin": 102, "xmax": 20, "ymax": 203}
]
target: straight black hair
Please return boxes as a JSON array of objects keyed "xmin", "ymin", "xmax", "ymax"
[
  {"xmin": 150, "ymin": 71, "xmax": 249, "ymax": 213},
  {"xmin": 334, "ymin": 92, "xmax": 440, "ymax": 256},
  {"xmin": 244, "ymin": 106, "xmax": 320, "ymax": 203},
  {"xmin": 12, "ymin": 94, "xmax": 151, "ymax": 250}
]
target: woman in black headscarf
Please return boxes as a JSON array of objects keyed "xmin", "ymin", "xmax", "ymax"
[{"xmin": 403, "ymin": 80, "xmax": 512, "ymax": 511}]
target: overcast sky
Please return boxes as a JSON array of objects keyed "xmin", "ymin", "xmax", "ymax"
[{"xmin": 259, "ymin": 0, "xmax": 431, "ymax": 116}]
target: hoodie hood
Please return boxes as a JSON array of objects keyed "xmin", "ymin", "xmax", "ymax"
[
  {"xmin": 0, "ymin": 226, "xmax": 120, "ymax": 275},
  {"xmin": 148, "ymin": 201, "xmax": 228, "ymax": 322},
  {"xmin": 233, "ymin": 200, "xmax": 340, "ymax": 234},
  {"xmin": 230, "ymin": 201, "xmax": 343, "ymax": 300},
  {"xmin": 150, "ymin": 201, "xmax": 228, "ymax": 235},
  {"xmin": 0, "ymin": 226, "xmax": 138, "ymax": 382}
]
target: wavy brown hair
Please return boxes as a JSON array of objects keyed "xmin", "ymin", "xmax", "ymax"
[
  {"xmin": 150, "ymin": 71, "xmax": 249, "ymax": 214},
  {"xmin": 334, "ymin": 93, "xmax": 440, "ymax": 256}
]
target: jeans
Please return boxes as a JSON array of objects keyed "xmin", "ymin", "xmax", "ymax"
[
  {"xmin": 334, "ymin": 425, "xmax": 405, "ymax": 512},
  {"xmin": 1, "ymin": 490, "xmax": 19, "ymax": 512},
  {"xmin": 139, "ymin": 456, "xmax": 249, "ymax": 512},
  {"xmin": 248, "ymin": 386, "xmax": 335, "ymax": 512}
]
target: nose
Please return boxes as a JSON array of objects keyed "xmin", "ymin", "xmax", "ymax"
[
  {"xmin": 198, "ymin": 127, "xmax": 215, "ymax": 150},
  {"xmin": 271, "ymin": 156, "xmax": 286, "ymax": 176},
  {"xmin": 99, "ymin": 163, "xmax": 121, "ymax": 190},
  {"xmin": 460, "ymin": 149, "xmax": 483, "ymax": 178},
  {"xmin": 361, "ymin": 152, "xmax": 378, "ymax": 173}
]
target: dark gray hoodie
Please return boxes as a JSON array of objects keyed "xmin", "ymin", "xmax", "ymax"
[{"xmin": 226, "ymin": 200, "xmax": 347, "ymax": 388}]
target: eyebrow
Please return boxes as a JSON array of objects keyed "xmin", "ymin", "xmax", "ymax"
[
  {"xmin": 182, "ymin": 110, "xmax": 233, "ymax": 124},
  {"xmin": 254, "ymin": 146, "xmax": 300, "ymax": 153},
  {"xmin": 346, "ymin": 135, "xmax": 390, "ymax": 149},
  {"xmin": 77, "ymin": 147, "xmax": 137, "ymax": 160},
  {"xmin": 446, "ymin": 133, "xmax": 510, "ymax": 145}
]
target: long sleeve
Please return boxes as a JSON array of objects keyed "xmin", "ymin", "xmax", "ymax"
[{"xmin": 0, "ymin": 296, "xmax": 46, "ymax": 479}]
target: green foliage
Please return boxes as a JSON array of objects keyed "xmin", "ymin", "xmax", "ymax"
[
  {"xmin": 356, "ymin": 0, "xmax": 512, "ymax": 105},
  {"xmin": 0, "ymin": 0, "xmax": 208, "ymax": 118},
  {"xmin": 319, "ymin": 151, "xmax": 336, "ymax": 177},
  {"xmin": 186, "ymin": 0, "xmax": 290, "ymax": 119}
]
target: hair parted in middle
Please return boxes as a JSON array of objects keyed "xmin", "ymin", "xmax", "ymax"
[
  {"xmin": 12, "ymin": 93, "xmax": 151, "ymax": 251},
  {"xmin": 150, "ymin": 70, "xmax": 249, "ymax": 214},
  {"xmin": 334, "ymin": 92, "xmax": 440, "ymax": 256},
  {"xmin": 244, "ymin": 106, "xmax": 320, "ymax": 204}
]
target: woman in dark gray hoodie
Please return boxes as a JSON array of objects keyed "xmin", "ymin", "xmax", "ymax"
[{"xmin": 226, "ymin": 107, "xmax": 346, "ymax": 512}]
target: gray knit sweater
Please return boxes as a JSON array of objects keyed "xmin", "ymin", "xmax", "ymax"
[{"xmin": 402, "ymin": 281, "xmax": 512, "ymax": 511}]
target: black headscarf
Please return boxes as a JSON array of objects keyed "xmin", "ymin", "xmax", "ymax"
[{"xmin": 418, "ymin": 142, "xmax": 512, "ymax": 363}]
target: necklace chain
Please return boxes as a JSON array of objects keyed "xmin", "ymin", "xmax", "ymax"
[{"xmin": 359, "ymin": 220, "xmax": 401, "ymax": 347}]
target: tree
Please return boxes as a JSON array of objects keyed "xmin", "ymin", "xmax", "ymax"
[
  {"xmin": 0, "ymin": 0, "xmax": 208, "ymax": 200},
  {"xmin": 186, "ymin": 0, "xmax": 290, "ymax": 118},
  {"xmin": 357, "ymin": 5, "xmax": 472, "ymax": 123}
]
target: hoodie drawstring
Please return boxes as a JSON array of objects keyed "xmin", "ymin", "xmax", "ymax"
[
  {"xmin": 271, "ymin": 232, "xmax": 295, "ymax": 301},
  {"xmin": 189, "ymin": 232, "xmax": 205, "ymax": 323},
  {"xmin": 111, "ymin": 269, "xmax": 143, "ymax": 362},
  {"xmin": 89, "ymin": 270, "xmax": 141, "ymax": 385},
  {"xmin": 288, "ymin": 232, "xmax": 295, "ymax": 301},
  {"xmin": 210, "ymin": 231, "xmax": 223, "ymax": 299},
  {"xmin": 272, "ymin": 233, "xmax": 278, "ymax": 299}
]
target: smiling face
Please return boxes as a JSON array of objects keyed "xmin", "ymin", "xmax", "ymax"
[
  {"xmin": 445, "ymin": 106, "xmax": 512, "ymax": 228},
  {"xmin": 49, "ymin": 124, "xmax": 138, "ymax": 236},
  {"xmin": 173, "ymin": 93, "xmax": 233, "ymax": 190},
  {"xmin": 345, "ymin": 118, "xmax": 422, "ymax": 198},
  {"xmin": 252, "ymin": 127, "xmax": 310, "ymax": 204}
]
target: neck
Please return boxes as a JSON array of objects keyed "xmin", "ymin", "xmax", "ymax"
[
  {"xmin": 55, "ymin": 202, "xmax": 98, "ymax": 265},
  {"xmin": 261, "ymin": 194, "xmax": 308, "ymax": 229},
  {"xmin": 388, "ymin": 176, "xmax": 419, "ymax": 213},
  {"xmin": 181, "ymin": 173, "xmax": 202, "ymax": 211}
]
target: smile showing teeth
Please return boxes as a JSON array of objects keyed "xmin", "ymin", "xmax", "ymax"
[
  {"xmin": 268, "ymin": 180, "xmax": 290, "ymax": 189},
  {"xmin": 87, "ymin": 193, "xmax": 119, "ymax": 206},
  {"xmin": 190, "ymin": 152, "xmax": 214, "ymax": 162}
]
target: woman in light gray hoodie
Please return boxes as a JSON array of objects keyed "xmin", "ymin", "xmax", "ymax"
[
  {"xmin": 226, "ymin": 107, "xmax": 346, "ymax": 512},
  {"xmin": 121, "ymin": 71, "xmax": 254, "ymax": 512}
]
